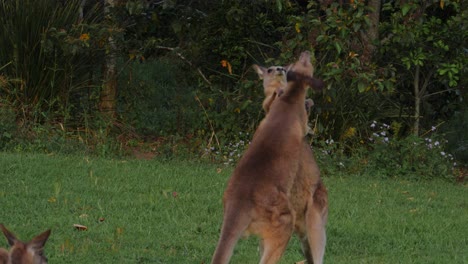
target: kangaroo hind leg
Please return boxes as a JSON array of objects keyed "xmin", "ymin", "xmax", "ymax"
[
  {"xmin": 211, "ymin": 206, "xmax": 252, "ymax": 264},
  {"xmin": 305, "ymin": 185, "xmax": 328, "ymax": 264}
]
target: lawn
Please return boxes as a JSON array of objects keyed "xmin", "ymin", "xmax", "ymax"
[{"xmin": 0, "ymin": 152, "xmax": 466, "ymax": 263}]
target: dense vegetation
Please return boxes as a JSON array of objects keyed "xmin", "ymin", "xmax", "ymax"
[{"xmin": 0, "ymin": 0, "xmax": 466, "ymax": 180}]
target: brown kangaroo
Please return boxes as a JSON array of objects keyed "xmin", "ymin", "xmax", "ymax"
[
  {"xmin": 252, "ymin": 64, "xmax": 287, "ymax": 113},
  {"xmin": 256, "ymin": 63, "xmax": 328, "ymax": 264},
  {"xmin": 0, "ymin": 224, "xmax": 51, "ymax": 264},
  {"xmin": 212, "ymin": 51, "xmax": 319, "ymax": 264}
]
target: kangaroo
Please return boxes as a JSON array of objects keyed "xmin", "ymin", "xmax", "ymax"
[
  {"xmin": 252, "ymin": 65, "xmax": 287, "ymax": 113},
  {"xmin": 254, "ymin": 63, "xmax": 325, "ymax": 135},
  {"xmin": 0, "ymin": 224, "xmax": 51, "ymax": 264},
  {"xmin": 212, "ymin": 51, "xmax": 317, "ymax": 264},
  {"xmin": 256, "ymin": 62, "xmax": 328, "ymax": 264}
]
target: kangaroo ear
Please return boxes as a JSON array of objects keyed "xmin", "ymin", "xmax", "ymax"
[
  {"xmin": 28, "ymin": 229, "xmax": 51, "ymax": 253},
  {"xmin": 298, "ymin": 51, "xmax": 311, "ymax": 66},
  {"xmin": 0, "ymin": 224, "xmax": 18, "ymax": 246},
  {"xmin": 252, "ymin": 64, "xmax": 267, "ymax": 79}
]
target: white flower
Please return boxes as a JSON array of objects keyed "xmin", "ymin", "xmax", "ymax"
[
  {"xmin": 384, "ymin": 137, "xmax": 389, "ymax": 143},
  {"xmin": 431, "ymin": 126, "xmax": 436, "ymax": 131},
  {"xmin": 373, "ymin": 133, "xmax": 379, "ymax": 137},
  {"xmin": 380, "ymin": 131, "xmax": 386, "ymax": 136},
  {"xmin": 370, "ymin": 123, "xmax": 376, "ymax": 128},
  {"xmin": 434, "ymin": 141, "xmax": 440, "ymax": 146},
  {"xmin": 440, "ymin": 151, "xmax": 446, "ymax": 156}
]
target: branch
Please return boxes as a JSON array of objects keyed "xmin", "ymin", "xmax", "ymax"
[
  {"xmin": 155, "ymin": 46, "xmax": 211, "ymax": 86},
  {"xmin": 194, "ymin": 94, "xmax": 220, "ymax": 151},
  {"xmin": 423, "ymin": 88, "xmax": 457, "ymax": 99}
]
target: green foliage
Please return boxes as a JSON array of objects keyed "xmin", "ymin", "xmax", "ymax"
[
  {"xmin": 365, "ymin": 135, "xmax": 455, "ymax": 181},
  {"xmin": 442, "ymin": 105, "xmax": 468, "ymax": 164},
  {"xmin": 271, "ymin": 2, "xmax": 396, "ymax": 143},
  {"xmin": 316, "ymin": 120, "xmax": 457, "ymax": 181},
  {"xmin": 379, "ymin": 0, "xmax": 467, "ymax": 129},
  {"xmin": 0, "ymin": 0, "xmax": 466, "ymax": 169},
  {"xmin": 118, "ymin": 59, "xmax": 205, "ymax": 137},
  {"xmin": 0, "ymin": 102, "xmax": 16, "ymax": 149},
  {"xmin": 0, "ymin": 0, "xmax": 93, "ymax": 109}
]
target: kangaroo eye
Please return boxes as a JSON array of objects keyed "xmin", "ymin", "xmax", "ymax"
[{"xmin": 267, "ymin": 69, "xmax": 273, "ymax": 73}]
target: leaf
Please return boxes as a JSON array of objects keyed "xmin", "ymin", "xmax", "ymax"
[
  {"xmin": 220, "ymin": 60, "xmax": 232, "ymax": 74},
  {"xmin": 73, "ymin": 224, "xmax": 88, "ymax": 231},
  {"xmin": 334, "ymin": 42, "xmax": 342, "ymax": 54},
  {"xmin": 240, "ymin": 100, "xmax": 251, "ymax": 110},
  {"xmin": 295, "ymin": 22, "xmax": 301, "ymax": 33},
  {"xmin": 276, "ymin": 0, "xmax": 282, "ymax": 12},
  {"xmin": 357, "ymin": 82, "xmax": 366, "ymax": 93},
  {"xmin": 402, "ymin": 4, "xmax": 411, "ymax": 16},
  {"xmin": 440, "ymin": 0, "xmax": 444, "ymax": 9}
]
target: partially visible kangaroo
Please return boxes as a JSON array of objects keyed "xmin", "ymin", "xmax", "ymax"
[
  {"xmin": 212, "ymin": 51, "xmax": 317, "ymax": 264},
  {"xmin": 255, "ymin": 62, "xmax": 328, "ymax": 264},
  {"xmin": 252, "ymin": 65, "xmax": 287, "ymax": 113},
  {"xmin": 0, "ymin": 224, "xmax": 51, "ymax": 264},
  {"xmin": 254, "ymin": 63, "xmax": 325, "ymax": 135}
]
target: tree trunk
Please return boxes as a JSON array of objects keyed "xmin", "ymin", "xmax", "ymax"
[
  {"xmin": 413, "ymin": 65, "xmax": 421, "ymax": 136},
  {"xmin": 360, "ymin": 0, "xmax": 381, "ymax": 63},
  {"xmin": 99, "ymin": 0, "xmax": 117, "ymax": 120}
]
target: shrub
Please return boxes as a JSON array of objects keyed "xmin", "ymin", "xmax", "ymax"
[
  {"xmin": 360, "ymin": 121, "xmax": 455, "ymax": 180},
  {"xmin": 0, "ymin": 102, "xmax": 16, "ymax": 149},
  {"xmin": 442, "ymin": 105, "xmax": 468, "ymax": 165},
  {"xmin": 118, "ymin": 59, "xmax": 205, "ymax": 138}
]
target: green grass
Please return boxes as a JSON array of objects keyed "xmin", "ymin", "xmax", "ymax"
[{"xmin": 0, "ymin": 152, "xmax": 466, "ymax": 263}]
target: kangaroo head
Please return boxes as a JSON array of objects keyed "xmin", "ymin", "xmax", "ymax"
[
  {"xmin": 253, "ymin": 65, "xmax": 287, "ymax": 95},
  {"xmin": 285, "ymin": 51, "xmax": 324, "ymax": 94},
  {"xmin": 0, "ymin": 224, "xmax": 51, "ymax": 264},
  {"xmin": 253, "ymin": 65, "xmax": 288, "ymax": 112},
  {"xmin": 291, "ymin": 51, "xmax": 313, "ymax": 77}
]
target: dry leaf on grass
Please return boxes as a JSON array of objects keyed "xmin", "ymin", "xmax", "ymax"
[{"xmin": 73, "ymin": 224, "xmax": 88, "ymax": 231}]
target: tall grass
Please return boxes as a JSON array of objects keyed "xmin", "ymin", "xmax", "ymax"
[
  {"xmin": 0, "ymin": 0, "xmax": 101, "ymax": 121},
  {"xmin": 0, "ymin": 152, "xmax": 466, "ymax": 263}
]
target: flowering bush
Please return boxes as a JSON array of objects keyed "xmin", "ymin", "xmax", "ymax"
[
  {"xmin": 365, "ymin": 121, "xmax": 456, "ymax": 180},
  {"xmin": 202, "ymin": 132, "xmax": 251, "ymax": 166}
]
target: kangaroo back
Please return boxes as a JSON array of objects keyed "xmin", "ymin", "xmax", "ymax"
[{"xmin": 0, "ymin": 224, "xmax": 51, "ymax": 264}]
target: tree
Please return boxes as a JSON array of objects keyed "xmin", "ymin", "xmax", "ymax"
[{"xmin": 379, "ymin": 1, "xmax": 466, "ymax": 135}]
